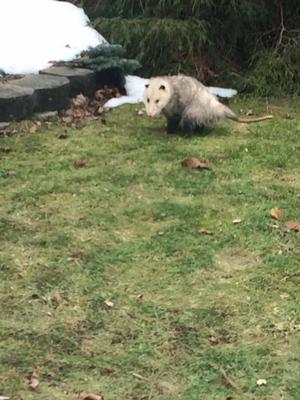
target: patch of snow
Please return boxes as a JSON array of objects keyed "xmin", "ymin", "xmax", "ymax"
[
  {"xmin": 207, "ymin": 86, "xmax": 237, "ymax": 98},
  {"xmin": 0, "ymin": 0, "xmax": 106, "ymax": 74},
  {"xmin": 104, "ymin": 76, "xmax": 149, "ymax": 108}
]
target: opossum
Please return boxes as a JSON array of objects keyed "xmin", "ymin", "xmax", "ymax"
[{"xmin": 143, "ymin": 75, "xmax": 273, "ymax": 135}]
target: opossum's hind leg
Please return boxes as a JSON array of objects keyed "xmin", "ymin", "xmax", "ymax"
[
  {"xmin": 180, "ymin": 108, "xmax": 204, "ymax": 137},
  {"xmin": 166, "ymin": 114, "xmax": 181, "ymax": 134},
  {"xmin": 180, "ymin": 119, "xmax": 204, "ymax": 137}
]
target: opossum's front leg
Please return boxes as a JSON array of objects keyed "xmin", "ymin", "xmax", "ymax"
[{"xmin": 166, "ymin": 114, "xmax": 181, "ymax": 134}]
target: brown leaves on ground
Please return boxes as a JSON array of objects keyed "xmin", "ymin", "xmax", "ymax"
[
  {"xmin": 104, "ymin": 300, "xmax": 114, "ymax": 308},
  {"xmin": 78, "ymin": 392, "xmax": 104, "ymax": 400},
  {"xmin": 74, "ymin": 159, "xmax": 88, "ymax": 168},
  {"xmin": 285, "ymin": 221, "xmax": 300, "ymax": 233},
  {"xmin": 199, "ymin": 228, "xmax": 214, "ymax": 235},
  {"xmin": 269, "ymin": 207, "xmax": 299, "ymax": 233},
  {"xmin": 68, "ymin": 250, "xmax": 83, "ymax": 261},
  {"xmin": 62, "ymin": 86, "xmax": 121, "ymax": 123},
  {"xmin": 181, "ymin": 158, "xmax": 212, "ymax": 170},
  {"xmin": 0, "ymin": 129, "xmax": 18, "ymax": 137},
  {"xmin": 208, "ymin": 335, "xmax": 219, "ymax": 345},
  {"xmin": 28, "ymin": 370, "xmax": 39, "ymax": 390},
  {"xmin": 271, "ymin": 207, "xmax": 284, "ymax": 221},
  {"xmin": 29, "ymin": 124, "xmax": 39, "ymax": 134}
]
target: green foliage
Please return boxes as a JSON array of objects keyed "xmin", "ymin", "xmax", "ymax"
[
  {"xmin": 84, "ymin": 0, "xmax": 214, "ymax": 19},
  {"xmin": 88, "ymin": 43, "xmax": 125, "ymax": 57},
  {"xmin": 87, "ymin": 0, "xmax": 300, "ymax": 94},
  {"xmin": 61, "ymin": 43, "xmax": 140, "ymax": 74},
  {"xmin": 57, "ymin": 43, "xmax": 141, "ymax": 88},
  {"xmin": 94, "ymin": 17, "xmax": 209, "ymax": 75},
  {"xmin": 236, "ymin": 45, "xmax": 300, "ymax": 96}
]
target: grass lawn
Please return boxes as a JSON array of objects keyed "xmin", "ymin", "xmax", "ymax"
[{"xmin": 0, "ymin": 97, "xmax": 299, "ymax": 400}]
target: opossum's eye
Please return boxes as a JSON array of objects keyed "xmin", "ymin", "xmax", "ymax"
[
  {"xmin": 159, "ymin": 85, "xmax": 166, "ymax": 90},
  {"xmin": 145, "ymin": 84, "xmax": 149, "ymax": 88},
  {"xmin": 147, "ymin": 98, "xmax": 150, "ymax": 103},
  {"xmin": 155, "ymin": 99, "xmax": 160, "ymax": 104}
]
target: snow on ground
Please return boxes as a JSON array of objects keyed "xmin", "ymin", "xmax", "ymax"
[
  {"xmin": 105, "ymin": 76, "xmax": 150, "ymax": 108},
  {"xmin": 0, "ymin": 0, "xmax": 106, "ymax": 74},
  {"xmin": 207, "ymin": 86, "xmax": 237, "ymax": 98}
]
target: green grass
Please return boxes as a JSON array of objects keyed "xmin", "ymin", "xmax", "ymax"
[{"xmin": 1, "ymin": 97, "xmax": 300, "ymax": 400}]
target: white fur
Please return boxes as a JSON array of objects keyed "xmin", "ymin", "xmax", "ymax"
[{"xmin": 143, "ymin": 75, "xmax": 236, "ymax": 128}]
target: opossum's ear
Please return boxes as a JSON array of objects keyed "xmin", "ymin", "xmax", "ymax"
[
  {"xmin": 145, "ymin": 84, "xmax": 149, "ymax": 88},
  {"xmin": 159, "ymin": 85, "xmax": 166, "ymax": 90}
]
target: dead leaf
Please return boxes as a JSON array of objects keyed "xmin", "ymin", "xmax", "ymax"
[
  {"xmin": 28, "ymin": 371, "xmax": 39, "ymax": 390},
  {"xmin": 78, "ymin": 392, "xmax": 104, "ymax": 400},
  {"xmin": 72, "ymin": 94, "xmax": 88, "ymax": 108},
  {"xmin": 0, "ymin": 129, "xmax": 18, "ymax": 137},
  {"xmin": 199, "ymin": 228, "xmax": 213, "ymax": 235},
  {"xmin": 181, "ymin": 158, "xmax": 212, "ymax": 170},
  {"xmin": 62, "ymin": 116, "xmax": 73, "ymax": 124},
  {"xmin": 96, "ymin": 107, "xmax": 105, "ymax": 115},
  {"xmin": 95, "ymin": 90, "xmax": 105, "ymax": 101},
  {"xmin": 74, "ymin": 159, "xmax": 88, "ymax": 168},
  {"xmin": 208, "ymin": 335, "xmax": 219, "ymax": 345},
  {"xmin": 256, "ymin": 378, "xmax": 267, "ymax": 386},
  {"xmin": 285, "ymin": 221, "xmax": 300, "ymax": 232},
  {"xmin": 68, "ymin": 251, "xmax": 83, "ymax": 261},
  {"xmin": 104, "ymin": 300, "xmax": 114, "ymax": 308},
  {"xmin": 29, "ymin": 124, "xmax": 38, "ymax": 134},
  {"xmin": 271, "ymin": 207, "xmax": 284, "ymax": 221},
  {"xmin": 232, "ymin": 218, "xmax": 242, "ymax": 224},
  {"xmin": 0, "ymin": 396, "xmax": 10, "ymax": 400}
]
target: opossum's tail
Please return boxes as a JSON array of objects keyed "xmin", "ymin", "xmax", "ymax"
[
  {"xmin": 235, "ymin": 115, "xmax": 273, "ymax": 123},
  {"xmin": 225, "ymin": 108, "xmax": 273, "ymax": 124}
]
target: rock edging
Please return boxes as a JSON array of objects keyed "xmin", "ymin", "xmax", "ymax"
[{"xmin": 0, "ymin": 67, "xmax": 97, "ymax": 122}]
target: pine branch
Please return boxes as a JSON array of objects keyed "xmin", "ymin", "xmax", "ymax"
[{"xmin": 55, "ymin": 44, "xmax": 141, "ymax": 75}]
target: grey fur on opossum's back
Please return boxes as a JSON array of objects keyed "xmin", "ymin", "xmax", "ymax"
[{"xmin": 161, "ymin": 75, "xmax": 237, "ymax": 127}]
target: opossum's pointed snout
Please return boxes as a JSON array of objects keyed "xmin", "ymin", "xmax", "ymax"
[{"xmin": 147, "ymin": 111, "xmax": 156, "ymax": 118}]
